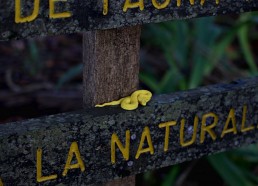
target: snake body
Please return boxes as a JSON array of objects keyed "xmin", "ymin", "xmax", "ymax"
[{"xmin": 95, "ymin": 90, "xmax": 152, "ymax": 110}]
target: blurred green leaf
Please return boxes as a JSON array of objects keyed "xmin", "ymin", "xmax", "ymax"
[
  {"xmin": 139, "ymin": 72, "xmax": 160, "ymax": 93},
  {"xmin": 141, "ymin": 13, "xmax": 258, "ymax": 186},
  {"xmin": 24, "ymin": 40, "xmax": 42, "ymax": 76},
  {"xmin": 238, "ymin": 14, "xmax": 258, "ymax": 74},
  {"xmin": 57, "ymin": 64, "xmax": 82, "ymax": 88},
  {"xmin": 161, "ymin": 165, "xmax": 180, "ymax": 186},
  {"xmin": 208, "ymin": 154, "xmax": 254, "ymax": 186},
  {"xmin": 242, "ymin": 168, "xmax": 258, "ymax": 184},
  {"xmin": 233, "ymin": 145, "xmax": 258, "ymax": 162}
]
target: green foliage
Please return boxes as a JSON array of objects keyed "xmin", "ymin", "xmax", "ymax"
[
  {"xmin": 57, "ymin": 64, "xmax": 82, "ymax": 88},
  {"xmin": 141, "ymin": 13, "xmax": 258, "ymax": 92},
  {"xmin": 237, "ymin": 13, "xmax": 258, "ymax": 75},
  {"xmin": 140, "ymin": 13, "xmax": 258, "ymax": 186},
  {"xmin": 141, "ymin": 17, "xmax": 223, "ymax": 92},
  {"xmin": 140, "ymin": 18, "xmax": 221, "ymax": 93},
  {"xmin": 208, "ymin": 145, "xmax": 258, "ymax": 186},
  {"xmin": 23, "ymin": 40, "xmax": 43, "ymax": 76},
  {"xmin": 161, "ymin": 165, "xmax": 180, "ymax": 186},
  {"xmin": 208, "ymin": 153, "xmax": 253, "ymax": 186},
  {"xmin": 19, "ymin": 11, "xmax": 258, "ymax": 185},
  {"xmin": 143, "ymin": 165, "xmax": 180, "ymax": 186}
]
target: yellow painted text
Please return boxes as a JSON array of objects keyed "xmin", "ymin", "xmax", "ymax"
[
  {"xmin": 159, "ymin": 121, "xmax": 177, "ymax": 152},
  {"xmin": 15, "ymin": 0, "xmax": 40, "ymax": 23},
  {"xmin": 103, "ymin": 0, "xmax": 221, "ymax": 15},
  {"xmin": 135, "ymin": 127, "xmax": 154, "ymax": 159},
  {"xmin": 62, "ymin": 142, "xmax": 85, "ymax": 176},
  {"xmin": 111, "ymin": 130, "xmax": 130, "ymax": 164},
  {"xmin": 103, "ymin": 0, "xmax": 108, "ymax": 15},
  {"xmin": 241, "ymin": 105, "xmax": 254, "ymax": 132},
  {"xmin": 49, "ymin": 0, "xmax": 72, "ymax": 19},
  {"xmin": 200, "ymin": 113, "xmax": 218, "ymax": 143},
  {"xmin": 15, "ymin": 0, "xmax": 71, "ymax": 23},
  {"xmin": 152, "ymin": 0, "xmax": 171, "ymax": 9},
  {"xmin": 221, "ymin": 108, "xmax": 237, "ymax": 138},
  {"xmin": 180, "ymin": 116, "xmax": 198, "ymax": 147},
  {"xmin": 36, "ymin": 148, "xmax": 57, "ymax": 182},
  {"xmin": 123, "ymin": 0, "xmax": 144, "ymax": 12}
]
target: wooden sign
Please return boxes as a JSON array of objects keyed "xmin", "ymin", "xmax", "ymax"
[
  {"xmin": 0, "ymin": 76, "xmax": 257, "ymax": 185},
  {"xmin": 0, "ymin": 0, "xmax": 257, "ymax": 40}
]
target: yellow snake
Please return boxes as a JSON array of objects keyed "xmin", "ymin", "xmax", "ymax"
[{"xmin": 95, "ymin": 90, "xmax": 152, "ymax": 110}]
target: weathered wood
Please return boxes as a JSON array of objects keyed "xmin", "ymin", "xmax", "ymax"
[
  {"xmin": 1, "ymin": 0, "xmax": 258, "ymax": 40},
  {"xmin": 83, "ymin": 26, "xmax": 140, "ymax": 108},
  {"xmin": 83, "ymin": 26, "xmax": 140, "ymax": 185},
  {"xmin": 0, "ymin": 76, "xmax": 258, "ymax": 185}
]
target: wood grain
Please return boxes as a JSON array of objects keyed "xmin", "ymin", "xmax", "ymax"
[
  {"xmin": 0, "ymin": 76, "xmax": 258, "ymax": 185},
  {"xmin": 1, "ymin": 0, "xmax": 258, "ymax": 40},
  {"xmin": 83, "ymin": 26, "xmax": 141, "ymax": 185},
  {"xmin": 83, "ymin": 26, "xmax": 140, "ymax": 108}
]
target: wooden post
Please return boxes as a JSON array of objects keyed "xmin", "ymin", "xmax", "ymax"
[
  {"xmin": 83, "ymin": 26, "xmax": 141, "ymax": 184},
  {"xmin": 83, "ymin": 26, "xmax": 141, "ymax": 108}
]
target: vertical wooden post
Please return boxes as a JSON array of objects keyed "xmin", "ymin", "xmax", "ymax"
[
  {"xmin": 83, "ymin": 26, "xmax": 141, "ymax": 185},
  {"xmin": 83, "ymin": 26, "xmax": 141, "ymax": 108}
]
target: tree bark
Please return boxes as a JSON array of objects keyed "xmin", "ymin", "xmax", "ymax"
[{"xmin": 83, "ymin": 26, "xmax": 141, "ymax": 185}]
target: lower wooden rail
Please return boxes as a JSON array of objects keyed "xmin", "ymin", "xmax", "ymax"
[{"xmin": 0, "ymin": 76, "xmax": 258, "ymax": 185}]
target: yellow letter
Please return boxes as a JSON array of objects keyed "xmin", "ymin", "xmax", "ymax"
[
  {"xmin": 200, "ymin": 113, "xmax": 218, "ymax": 143},
  {"xmin": 49, "ymin": 0, "xmax": 72, "ymax": 19},
  {"xmin": 15, "ymin": 0, "xmax": 39, "ymax": 23},
  {"xmin": 189, "ymin": 0, "xmax": 194, "ymax": 5},
  {"xmin": 176, "ymin": 0, "xmax": 181, "ymax": 6},
  {"xmin": 241, "ymin": 105, "xmax": 254, "ymax": 132},
  {"xmin": 135, "ymin": 127, "xmax": 154, "ymax": 159},
  {"xmin": 123, "ymin": 0, "xmax": 144, "ymax": 12},
  {"xmin": 0, "ymin": 178, "xmax": 3, "ymax": 186},
  {"xmin": 103, "ymin": 0, "xmax": 108, "ymax": 15},
  {"xmin": 111, "ymin": 130, "xmax": 130, "ymax": 164},
  {"xmin": 152, "ymin": 0, "xmax": 170, "ymax": 9},
  {"xmin": 200, "ymin": 0, "xmax": 219, "ymax": 5},
  {"xmin": 62, "ymin": 142, "xmax": 85, "ymax": 176},
  {"xmin": 180, "ymin": 116, "xmax": 198, "ymax": 147},
  {"xmin": 221, "ymin": 108, "xmax": 237, "ymax": 138},
  {"xmin": 158, "ymin": 121, "xmax": 176, "ymax": 152},
  {"xmin": 36, "ymin": 148, "xmax": 57, "ymax": 182}
]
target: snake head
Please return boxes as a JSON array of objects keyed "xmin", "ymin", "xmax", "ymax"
[
  {"xmin": 140, "ymin": 99, "xmax": 147, "ymax": 106},
  {"xmin": 138, "ymin": 94, "xmax": 152, "ymax": 106}
]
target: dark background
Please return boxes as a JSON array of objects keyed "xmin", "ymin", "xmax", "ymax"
[{"xmin": 0, "ymin": 13, "xmax": 258, "ymax": 186}]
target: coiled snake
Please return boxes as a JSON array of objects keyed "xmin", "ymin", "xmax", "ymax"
[{"xmin": 95, "ymin": 90, "xmax": 152, "ymax": 110}]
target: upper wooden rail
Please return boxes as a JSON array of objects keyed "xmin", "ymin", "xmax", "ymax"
[{"xmin": 0, "ymin": 0, "xmax": 258, "ymax": 40}]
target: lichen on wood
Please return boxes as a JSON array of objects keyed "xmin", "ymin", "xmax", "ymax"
[
  {"xmin": 0, "ymin": 76, "xmax": 257, "ymax": 185},
  {"xmin": 0, "ymin": 0, "xmax": 258, "ymax": 40}
]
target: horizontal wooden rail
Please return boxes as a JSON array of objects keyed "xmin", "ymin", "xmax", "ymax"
[
  {"xmin": 0, "ymin": 76, "xmax": 258, "ymax": 185},
  {"xmin": 0, "ymin": 0, "xmax": 258, "ymax": 40}
]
